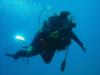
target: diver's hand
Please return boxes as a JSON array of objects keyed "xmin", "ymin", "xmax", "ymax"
[{"xmin": 81, "ymin": 45, "xmax": 86, "ymax": 52}]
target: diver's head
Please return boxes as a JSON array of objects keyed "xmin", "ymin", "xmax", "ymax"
[
  {"xmin": 59, "ymin": 11, "xmax": 70, "ymax": 19},
  {"xmin": 59, "ymin": 11, "xmax": 76, "ymax": 28}
]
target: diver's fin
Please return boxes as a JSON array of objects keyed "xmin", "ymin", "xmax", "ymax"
[
  {"xmin": 61, "ymin": 48, "xmax": 69, "ymax": 72},
  {"xmin": 5, "ymin": 53, "xmax": 19, "ymax": 60},
  {"xmin": 61, "ymin": 58, "xmax": 66, "ymax": 72}
]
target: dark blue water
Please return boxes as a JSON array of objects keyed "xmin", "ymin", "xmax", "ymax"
[{"xmin": 0, "ymin": 0, "xmax": 100, "ymax": 75}]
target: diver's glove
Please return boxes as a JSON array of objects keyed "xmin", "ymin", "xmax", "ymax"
[{"xmin": 81, "ymin": 45, "xmax": 86, "ymax": 52}]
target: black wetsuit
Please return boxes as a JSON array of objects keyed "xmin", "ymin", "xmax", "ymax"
[{"xmin": 5, "ymin": 15, "xmax": 85, "ymax": 64}]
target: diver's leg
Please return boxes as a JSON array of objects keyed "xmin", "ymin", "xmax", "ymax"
[
  {"xmin": 40, "ymin": 50, "xmax": 55, "ymax": 64},
  {"xmin": 5, "ymin": 48, "xmax": 41, "ymax": 60},
  {"xmin": 5, "ymin": 50, "xmax": 31, "ymax": 60}
]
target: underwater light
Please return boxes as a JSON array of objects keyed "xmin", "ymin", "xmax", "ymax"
[{"xmin": 15, "ymin": 35, "xmax": 25, "ymax": 41}]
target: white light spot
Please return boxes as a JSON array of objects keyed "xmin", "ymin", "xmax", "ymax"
[{"xmin": 16, "ymin": 35, "xmax": 25, "ymax": 41}]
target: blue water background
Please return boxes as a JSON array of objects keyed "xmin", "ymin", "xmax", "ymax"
[{"xmin": 0, "ymin": 0, "xmax": 100, "ymax": 75}]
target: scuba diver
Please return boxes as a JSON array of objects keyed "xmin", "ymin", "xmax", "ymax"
[{"xmin": 5, "ymin": 11, "xmax": 86, "ymax": 71}]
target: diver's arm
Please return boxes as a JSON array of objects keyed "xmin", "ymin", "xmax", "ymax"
[{"xmin": 70, "ymin": 31, "xmax": 86, "ymax": 52}]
